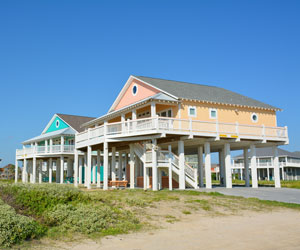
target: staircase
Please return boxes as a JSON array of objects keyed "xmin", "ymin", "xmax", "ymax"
[{"xmin": 133, "ymin": 143, "xmax": 198, "ymax": 189}]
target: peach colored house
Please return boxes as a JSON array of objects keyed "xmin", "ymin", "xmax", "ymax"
[{"xmin": 18, "ymin": 75, "xmax": 289, "ymax": 190}]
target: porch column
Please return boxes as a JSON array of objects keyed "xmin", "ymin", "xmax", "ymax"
[
  {"xmin": 97, "ymin": 150, "xmax": 101, "ymax": 188},
  {"xmin": 60, "ymin": 136, "xmax": 64, "ymax": 153},
  {"xmin": 15, "ymin": 159, "xmax": 18, "ymax": 183},
  {"xmin": 121, "ymin": 114, "xmax": 125, "ymax": 133},
  {"xmin": 158, "ymin": 168, "xmax": 162, "ymax": 190},
  {"xmin": 204, "ymin": 142, "xmax": 212, "ymax": 189},
  {"xmin": 224, "ymin": 143, "xmax": 232, "ymax": 188},
  {"xmin": 118, "ymin": 152, "xmax": 123, "ymax": 180},
  {"xmin": 250, "ymin": 145, "xmax": 258, "ymax": 188},
  {"xmin": 152, "ymin": 139, "xmax": 158, "ymax": 191},
  {"xmin": 134, "ymin": 156, "xmax": 138, "ymax": 185},
  {"xmin": 84, "ymin": 152, "xmax": 87, "ymax": 187},
  {"xmin": 49, "ymin": 158, "xmax": 53, "ymax": 183},
  {"xmin": 132, "ymin": 109, "xmax": 137, "ymax": 131},
  {"xmin": 197, "ymin": 146, "xmax": 204, "ymax": 188},
  {"xmin": 103, "ymin": 141, "xmax": 109, "ymax": 190},
  {"xmin": 281, "ymin": 167, "xmax": 285, "ymax": 181},
  {"xmin": 74, "ymin": 150, "xmax": 79, "ymax": 187},
  {"xmin": 87, "ymin": 146, "xmax": 92, "ymax": 189},
  {"xmin": 29, "ymin": 160, "xmax": 33, "ymax": 183},
  {"xmin": 219, "ymin": 150, "xmax": 225, "ymax": 187},
  {"xmin": 143, "ymin": 144, "xmax": 147, "ymax": 190},
  {"xmin": 32, "ymin": 157, "xmax": 37, "ymax": 184},
  {"xmin": 130, "ymin": 144, "xmax": 135, "ymax": 189},
  {"xmin": 79, "ymin": 156, "xmax": 83, "ymax": 184},
  {"xmin": 92, "ymin": 157, "xmax": 96, "ymax": 184},
  {"xmin": 56, "ymin": 159, "xmax": 60, "ymax": 183},
  {"xmin": 67, "ymin": 158, "xmax": 73, "ymax": 178},
  {"xmin": 267, "ymin": 167, "xmax": 270, "ymax": 181},
  {"xmin": 111, "ymin": 147, "xmax": 116, "ymax": 182},
  {"xmin": 168, "ymin": 145, "xmax": 173, "ymax": 191},
  {"xmin": 151, "ymin": 102, "xmax": 156, "ymax": 117},
  {"xmin": 273, "ymin": 146, "xmax": 281, "ymax": 188},
  {"xmin": 244, "ymin": 148, "xmax": 250, "ymax": 187},
  {"xmin": 178, "ymin": 140, "xmax": 185, "ymax": 190},
  {"xmin": 45, "ymin": 140, "xmax": 48, "ymax": 153},
  {"xmin": 50, "ymin": 138, "xmax": 53, "ymax": 153},
  {"xmin": 60, "ymin": 156, "xmax": 64, "ymax": 184},
  {"xmin": 39, "ymin": 160, "xmax": 42, "ymax": 184}
]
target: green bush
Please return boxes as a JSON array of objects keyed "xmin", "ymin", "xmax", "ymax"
[
  {"xmin": 0, "ymin": 183, "xmax": 86, "ymax": 215},
  {"xmin": 0, "ymin": 199, "xmax": 45, "ymax": 247},
  {"xmin": 45, "ymin": 203, "xmax": 140, "ymax": 235}
]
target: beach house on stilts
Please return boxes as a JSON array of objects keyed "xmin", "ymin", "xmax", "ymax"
[{"xmin": 73, "ymin": 75, "xmax": 289, "ymax": 190}]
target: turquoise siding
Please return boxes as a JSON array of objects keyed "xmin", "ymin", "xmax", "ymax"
[
  {"xmin": 81, "ymin": 166, "xmax": 103, "ymax": 183},
  {"xmin": 46, "ymin": 116, "xmax": 69, "ymax": 133}
]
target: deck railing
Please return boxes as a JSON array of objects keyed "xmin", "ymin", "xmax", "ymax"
[
  {"xmin": 76, "ymin": 116, "xmax": 288, "ymax": 145},
  {"xmin": 16, "ymin": 145, "xmax": 75, "ymax": 157}
]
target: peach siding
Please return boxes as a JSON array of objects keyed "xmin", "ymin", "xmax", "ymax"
[
  {"xmin": 179, "ymin": 101, "xmax": 277, "ymax": 127},
  {"xmin": 114, "ymin": 79, "xmax": 160, "ymax": 111}
]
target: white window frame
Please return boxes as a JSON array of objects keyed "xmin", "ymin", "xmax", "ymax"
[
  {"xmin": 157, "ymin": 108, "xmax": 173, "ymax": 118},
  {"xmin": 251, "ymin": 113, "xmax": 258, "ymax": 123},
  {"xmin": 209, "ymin": 108, "xmax": 217, "ymax": 119},
  {"xmin": 188, "ymin": 106, "xmax": 197, "ymax": 117},
  {"xmin": 132, "ymin": 84, "xmax": 138, "ymax": 96},
  {"xmin": 55, "ymin": 120, "xmax": 60, "ymax": 128}
]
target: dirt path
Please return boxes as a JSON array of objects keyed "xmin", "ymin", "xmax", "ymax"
[{"xmin": 43, "ymin": 210, "xmax": 300, "ymax": 250}]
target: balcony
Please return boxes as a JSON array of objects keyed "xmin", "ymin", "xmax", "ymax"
[
  {"xmin": 76, "ymin": 116, "xmax": 288, "ymax": 147},
  {"xmin": 16, "ymin": 145, "xmax": 75, "ymax": 158}
]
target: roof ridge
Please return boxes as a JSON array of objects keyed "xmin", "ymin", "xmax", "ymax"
[{"xmin": 56, "ymin": 113, "xmax": 96, "ymax": 119}]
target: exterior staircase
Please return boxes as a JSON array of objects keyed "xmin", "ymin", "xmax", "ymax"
[{"xmin": 133, "ymin": 143, "xmax": 198, "ymax": 189}]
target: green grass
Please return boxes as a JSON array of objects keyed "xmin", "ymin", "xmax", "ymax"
[{"xmin": 1, "ymin": 181, "xmax": 300, "ymax": 248}]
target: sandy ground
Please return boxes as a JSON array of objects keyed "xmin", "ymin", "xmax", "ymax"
[{"xmin": 39, "ymin": 209, "xmax": 300, "ymax": 250}]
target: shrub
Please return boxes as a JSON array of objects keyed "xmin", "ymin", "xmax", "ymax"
[
  {"xmin": 0, "ymin": 183, "xmax": 86, "ymax": 215},
  {"xmin": 45, "ymin": 203, "xmax": 140, "ymax": 235},
  {"xmin": 0, "ymin": 199, "xmax": 45, "ymax": 247}
]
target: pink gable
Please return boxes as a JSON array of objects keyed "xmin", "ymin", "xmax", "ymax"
[{"xmin": 114, "ymin": 79, "xmax": 160, "ymax": 111}]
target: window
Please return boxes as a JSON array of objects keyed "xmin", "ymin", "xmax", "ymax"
[
  {"xmin": 55, "ymin": 120, "xmax": 60, "ymax": 128},
  {"xmin": 188, "ymin": 106, "xmax": 196, "ymax": 117},
  {"xmin": 210, "ymin": 108, "xmax": 217, "ymax": 119},
  {"xmin": 132, "ymin": 84, "xmax": 138, "ymax": 96},
  {"xmin": 158, "ymin": 109, "xmax": 172, "ymax": 117},
  {"xmin": 251, "ymin": 113, "xmax": 258, "ymax": 123}
]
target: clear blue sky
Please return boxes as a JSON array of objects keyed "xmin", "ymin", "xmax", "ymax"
[{"xmin": 0, "ymin": 0, "xmax": 299, "ymax": 167}]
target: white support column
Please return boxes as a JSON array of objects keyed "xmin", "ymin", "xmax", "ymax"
[
  {"xmin": 152, "ymin": 139, "xmax": 158, "ymax": 191},
  {"xmin": 143, "ymin": 144, "xmax": 147, "ymax": 190},
  {"xmin": 244, "ymin": 148, "xmax": 250, "ymax": 187},
  {"xmin": 60, "ymin": 136, "xmax": 64, "ymax": 153},
  {"xmin": 132, "ymin": 109, "xmax": 137, "ymax": 131},
  {"xmin": 111, "ymin": 147, "xmax": 116, "ymax": 182},
  {"xmin": 219, "ymin": 150, "xmax": 226, "ymax": 187},
  {"xmin": 130, "ymin": 144, "xmax": 135, "ymax": 189},
  {"xmin": 60, "ymin": 156, "xmax": 64, "ymax": 184},
  {"xmin": 204, "ymin": 142, "xmax": 212, "ymax": 189},
  {"xmin": 84, "ymin": 152, "xmax": 87, "ymax": 187},
  {"xmin": 281, "ymin": 167, "xmax": 284, "ymax": 181},
  {"xmin": 158, "ymin": 168, "xmax": 162, "ymax": 190},
  {"xmin": 168, "ymin": 145, "xmax": 173, "ymax": 191},
  {"xmin": 39, "ymin": 160, "xmax": 42, "ymax": 184},
  {"xmin": 92, "ymin": 157, "xmax": 96, "ymax": 184},
  {"xmin": 74, "ymin": 150, "xmax": 79, "ymax": 187},
  {"xmin": 49, "ymin": 158, "xmax": 53, "ymax": 183},
  {"xmin": 45, "ymin": 140, "xmax": 48, "ymax": 153},
  {"xmin": 32, "ymin": 157, "xmax": 37, "ymax": 184},
  {"xmin": 267, "ymin": 167, "xmax": 270, "ymax": 181},
  {"xmin": 250, "ymin": 145, "xmax": 258, "ymax": 188},
  {"xmin": 118, "ymin": 152, "xmax": 123, "ymax": 180},
  {"xmin": 29, "ymin": 160, "xmax": 33, "ymax": 183},
  {"xmin": 121, "ymin": 114, "xmax": 126, "ymax": 133},
  {"xmin": 103, "ymin": 141, "xmax": 109, "ymax": 190},
  {"xmin": 15, "ymin": 159, "xmax": 18, "ymax": 183},
  {"xmin": 151, "ymin": 102, "xmax": 156, "ymax": 117},
  {"xmin": 224, "ymin": 143, "xmax": 232, "ymax": 188},
  {"xmin": 79, "ymin": 156, "xmax": 83, "ymax": 185},
  {"xmin": 87, "ymin": 146, "xmax": 92, "ymax": 189},
  {"xmin": 178, "ymin": 140, "xmax": 185, "ymax": 190},
  {"xmin": 198, "ymin": 146, "xmax": 204, "ymax": 188},
  {"xmin": 97, "ymin": 150, "xmax": 101, "ymax": 188},
  {"xmin": 273, "ymin": 146, "xmax": 281, "ymax": 188},
  {"xmin": 50, "ymin": 138, "xmax": 53, "ymax": 153}
]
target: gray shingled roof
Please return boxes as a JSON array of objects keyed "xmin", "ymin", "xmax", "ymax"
[
  {"xmin": 57, "ymin": 114, "xmax": 95, "ymax": 132},
  {"xmin": 134, "ymin": 76, "xmax": 279, "ymax": 110},
  {"xmin": 234, "ymin": 147, "xmax": 300, "ymax": 159}
]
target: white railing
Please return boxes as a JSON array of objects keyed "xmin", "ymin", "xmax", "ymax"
[
  {"xmin": 16, "ymin": 145, "xmax": 75, "ymax": 157},
  {"xmin": 75, "ymin": 116, "xmax": 288, "ymax": 144}
]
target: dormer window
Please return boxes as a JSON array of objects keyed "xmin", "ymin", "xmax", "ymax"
[{"xmin": 132, "ymin": 84, "xmax": 138, "ymax": 96}]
